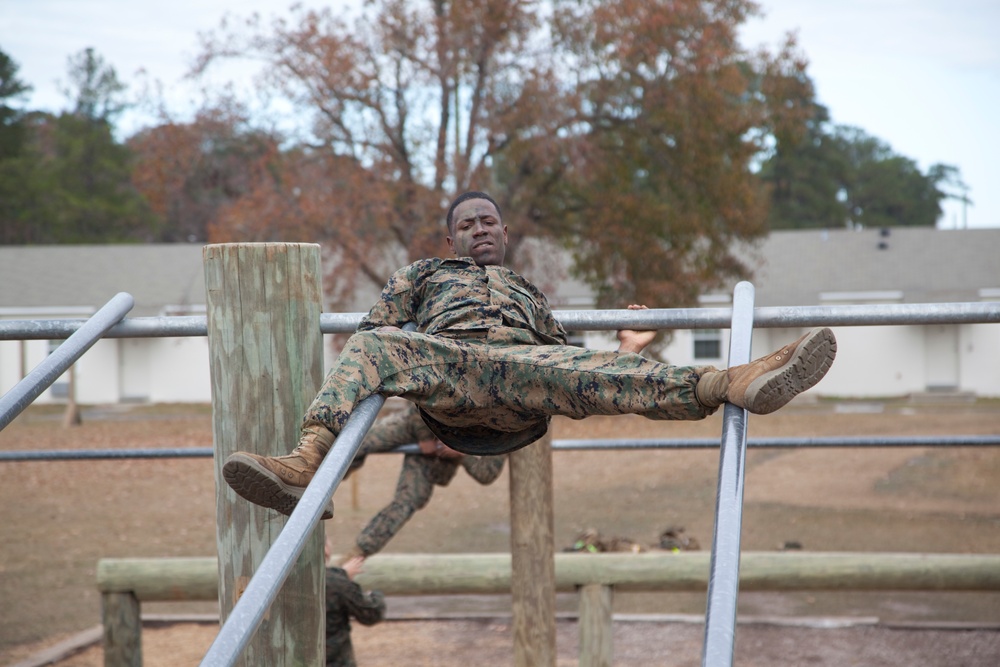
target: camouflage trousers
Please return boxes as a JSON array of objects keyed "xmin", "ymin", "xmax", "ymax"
[
  {"xmin": 354, "ymin": 450, "xmax": 443, "ymax": 556},
  {"xmin": 350, "ymin": 407, "xmax": 479, "ymax": 556},
  {"xmin": 304, "ymin": 329, "xmax": 718, "ymax": 455},
  {"xmin": 350, "ymin": 405, "xmax": 437, "ymax": 469},
  {"xmin": 349, "ymin": 408, "xmax": 453, "ymax": 555}
]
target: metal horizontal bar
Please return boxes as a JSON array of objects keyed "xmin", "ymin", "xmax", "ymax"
[
  {"xmin": 4, "ymin": 435, "xmax": 999, "ymax": 462},
  {"xmin": 1, "ymin": 302, "xmax": 997, "ymax": 340},
  {"xmin": 0, "ymin": 447, "xmax": 217, "ymax": 461},
  {"xmin": 0, "ymin": 315, "xmax": 207, "ymax": 340},
  {"xmin": 551, "ymin": 302, "xmax": 1000, "ymax": 331},
  {"xmin": 0, "ymin": 293, "xmax": 135, "ymax": 431},
  {"xmin": 553, "ymin": 435, "xmax": 1000, "ymax": 450}
]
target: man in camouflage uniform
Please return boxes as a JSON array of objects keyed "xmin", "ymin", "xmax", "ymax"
[
  {"xmin": 339, "ymin": 307, "xmax": 654, "ymax": 559},
  {"xmin": 341, "ymin": 403, "xmax": 506, "ymax": 561},
  {"xmin": 223, "ymin": 191, "xmax": 837, "ymax": 518},
  {"xmin": 324, "ymin": 552, "xmax": 385, "ymax": 667}
]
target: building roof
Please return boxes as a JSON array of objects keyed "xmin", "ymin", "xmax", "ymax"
[
  {"xmin": 0, "ymin": 244, "xmax": 207, "ymax": 317},
  {"xmin": 738, "ymin": 227, "xmax": 1000, "ymax": 306},
  {"xmin": 1, "ymin": 227, "xmax": 998, "ymax": 318}
]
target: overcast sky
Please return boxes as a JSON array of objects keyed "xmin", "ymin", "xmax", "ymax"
[{"xmin": 2, "ymin": 0, "xmax": 997, "ymax": 229}]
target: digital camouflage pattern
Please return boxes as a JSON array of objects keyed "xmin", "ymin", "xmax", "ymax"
[
  {"xmin": 324, "ymin": 566, "xmax": 385, "ymax": 667},
  {"xmin": 348, "ymin": 404, "xmax": 505, "ymax": 556},
  {"xmin": 304, "ymin": 257, "xmax": 719, "ymax": 456}
]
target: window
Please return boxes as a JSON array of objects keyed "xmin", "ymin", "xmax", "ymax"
[{"xmin": 693, "ymin": 329, "xmax": 722, "ymax": 360}]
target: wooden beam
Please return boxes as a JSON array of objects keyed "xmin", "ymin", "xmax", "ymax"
[
  {"xmin": 98, "ymin": 557, "xmax": 218, "ymax": 600},
  {"xmin": 96, "ymin": 551, "xmax": 1000, "ymax": 666},
  {"xmin": 98, "ymin": 552, "xmax": 1000, "ymax": 600}
]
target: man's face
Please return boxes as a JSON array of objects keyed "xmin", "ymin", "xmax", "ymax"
[{"xmin": 447, "ymin": 198, "xmax": 507, "ymax": 267}]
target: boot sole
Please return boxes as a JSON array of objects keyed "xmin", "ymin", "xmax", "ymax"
[
  {"xmin": 743, "ymin": 327, "xmax": 837, "ymax": 415},
  {"xmin": 223, "ymin": 453, "xmax": 334, "ymax": 520}
]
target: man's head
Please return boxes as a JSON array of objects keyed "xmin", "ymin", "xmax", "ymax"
[{"xmin": 446, "ymin": 191, "xmax": 507, "ymax": 267}]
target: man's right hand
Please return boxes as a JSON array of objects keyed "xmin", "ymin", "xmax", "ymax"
[
  {"xmin": 342, "ymin": 556, "xmax": 366, "ymax": 580},
  {"xmin": 616, "ymin": 304, "xmax": 657, "ymax": 354}
]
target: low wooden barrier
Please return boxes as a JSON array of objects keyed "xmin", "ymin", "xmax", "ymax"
[{"xmin": 97, "ymin": 552, "xmax": 1000, "ymax": 667}]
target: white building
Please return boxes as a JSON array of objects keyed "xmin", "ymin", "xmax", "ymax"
[
  {"xmin": 0, "ymin": 245, "xmax": 214, "ymax": 404},
  {"xmin": 1, "ymin": 227, "xmax": 998, "ymax": 406},
  {"xmin": 730, "ymin": 228, "xmax": 1000, "ymax": 399}
]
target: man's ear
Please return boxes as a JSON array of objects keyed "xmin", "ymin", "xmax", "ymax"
[{"xmin": 446, "ymin": 236, "xmax": 456, "ymax": 254}]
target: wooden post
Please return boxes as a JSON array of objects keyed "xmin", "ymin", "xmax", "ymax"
[
  {"xmin": 509, "ymin": 431, "xmax": 556, "ymax": 667},
  {"xmin": 101, "ymin": 591, "xmax": 141, "ymax": 667},
  {"xmin": 62, "ymin": 362, "xmax": 82, "ymax": 427},
  {"xmin": 578, "ymin": 584, "xmax": 613, "ymax": 667},
  {"xmin": 203, "ymin": 243, "xmax": 327, "ymax": 665}
]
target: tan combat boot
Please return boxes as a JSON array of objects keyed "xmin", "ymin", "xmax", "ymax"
[
  {"xmin": 223, "ymin": 425, "xmax": 337, "ymax": 519},
  {"xmin": 696, "ymin": 327, "xmax": 837, "ymax": 415}
]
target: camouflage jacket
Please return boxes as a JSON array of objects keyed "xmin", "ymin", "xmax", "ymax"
[
  {"xmin": 357, "ymin": 257, "xmax": 568, "ymax": 452},
  {"xmin": 357, "ymin": 257, "xmax": 568, "ymax": 345},
  {"xmin": 325, "ymin": 566, "xmax": 386, "ymax": 667},
  {"xmin": 354, "ymin": 405, "xmax": 505, "ymax": 556}
]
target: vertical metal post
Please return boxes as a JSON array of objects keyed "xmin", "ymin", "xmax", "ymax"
[{"xmin": 701, "ymin": 281, "xmax": 755, "ymax": 667}]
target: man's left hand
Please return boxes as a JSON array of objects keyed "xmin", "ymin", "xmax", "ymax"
[{"xmin": 418, "ymin": 437, "xmax": 463, "ymax": 460}]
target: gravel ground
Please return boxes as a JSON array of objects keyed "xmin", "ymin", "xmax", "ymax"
[
  {"xmin": 2, "ymin": 399, "xmax": 999, "ymax": 666},
  {"xmin": 14, "ymin": 616, "xmax": 1000, "ymax": 667}
]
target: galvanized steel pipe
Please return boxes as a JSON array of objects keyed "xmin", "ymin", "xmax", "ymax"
[
  {"xmin": 1, "ymin": 301, "xmax": 997, "ymax": 340},
  {"xmin": 702, "ymin": 281, "xmax": 754, "ymax": 667},
  {"xmin": 0, "ymin": 292, "xmax": 134, "ymax": 431},
  {"xmin": 5, "ymin": 435, "xmax": 999, "ymax": 462}
]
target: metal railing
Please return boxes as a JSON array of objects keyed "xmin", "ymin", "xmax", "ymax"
[
  {"xmin": 1, "ymin": 294, "xmax": 998, "ymax": 667},
  {"xmin": 200, "ymin": 388, "xmax": 384, "ymax": 666},
  {"xmin": 0, "ymin": 292, "xmax": 134, "ymax": 432},
  {"xmin": 4, "ymin": 435, "xmax": 999, "ymax": 462},
  {"xmin": 2, "ymin": 301, "xmax": 998, "ymax": 342}
]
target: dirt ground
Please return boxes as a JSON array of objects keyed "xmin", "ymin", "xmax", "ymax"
[{"xmin": 2, "ymin": 397, "xmax": 999, "ymax": 666}]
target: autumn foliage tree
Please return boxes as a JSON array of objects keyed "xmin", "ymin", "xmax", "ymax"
[
  {"xmin": 189, "ymin": 0, "xmax": 570, "ymax": 304},
  {"xmin": 127, "ymin": 101, "xmax": 410, "ymax": 304},
  {"xmin": 128, "ymin": 103, "xmax": 288, "ymax": 243},
  {"xmin": 188, "ymin": 0, "xmax": 814, "ymax": 308},
  {"xmin": 532, "ymin": 0, "xmax": 814, "ymax": 307}
]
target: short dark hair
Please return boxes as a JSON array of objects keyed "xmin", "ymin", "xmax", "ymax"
[{"xmin": 446, "ymin": 191, "xmax": 502, "ymax": 232}]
